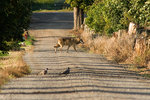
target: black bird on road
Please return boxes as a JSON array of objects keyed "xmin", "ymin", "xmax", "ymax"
[{"xmin": 59, "ymin": 67, "xmax": 70, "ymax": 75}]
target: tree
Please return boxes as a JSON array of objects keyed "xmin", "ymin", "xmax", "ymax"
[
  {"xmin": 65, "ymin": 0, "xmax": 94, "ymax": 30},
  {"xmin": 128, "ymin": 0, "xmax": 150, "ymax": 27},
  {"xmin": 0, "ymin": 0, "xmax": 32, "ymax": 52},
  {"xmin": 85, "ymin": 0, "xmax": 150, "ymax": 35}
]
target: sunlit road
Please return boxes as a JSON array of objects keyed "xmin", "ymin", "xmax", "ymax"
[{"xmin": 0, "ymin": 12, "xmax": 150, "ymax": 100}]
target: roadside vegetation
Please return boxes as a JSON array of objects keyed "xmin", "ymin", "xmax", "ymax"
[
  {"xmin": 65, "ymin": 0, "xmax": 94, "ymax": 30},
  {"xmin": 0, "ymin": 0, "xmax": 32, "ymax": 53},
  {"xmin": 80, "ymin": 0, "xmax": 150, "ymax": 77},
  {"xmin": 0, "ymin": 0, "xmax": 32, "ymax": 87},
  {"xmin": 0, "ymin": 52, "xmax": 31, "ymax": 87},
  {"xmin": 0, "ymin": 33, "xmax": 34, "ymax": 87},
  {"xmin": 85, "ymin": 0, "xmax": 150, "ymax": 35},
  {"xmin": 32, "ymin": 0, "xmax": 71, "ymax": 12}
]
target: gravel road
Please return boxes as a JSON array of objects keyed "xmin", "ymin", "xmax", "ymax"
[{"xmin": 1, "ymin": 12, "xmax": 150, "ymax": 100}]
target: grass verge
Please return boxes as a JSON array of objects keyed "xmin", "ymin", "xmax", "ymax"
[
  {"xmin": 0, "ymin": 36, "xmax": 34, "ymax": 88},
  {"xmin": 33, "ymin": 9, "xmax": 72, "ymax": 13},
  {"xmin": 80, "ymin": 29, "xmax": 150, "ymax": 78},
  {"xmin": 0, "ymin": 52, "xmax": 31, "ymax": 87}
]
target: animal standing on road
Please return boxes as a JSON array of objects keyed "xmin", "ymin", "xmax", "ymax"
[
  {"xmin": 59, "ymin": 67, "xmax": 70, "ymax": 75},
  {"xmin": 54, "ymin": 37, "xmax": 84, "ymax": 53},
  {"xmin": 37, "ymin": 68, "xmax": 48, "ymax": 75}
]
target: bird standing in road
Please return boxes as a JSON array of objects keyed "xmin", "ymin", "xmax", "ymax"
[
  {"xmin": 59, "ymin": 67, "xmax": 70, "ymax": 75},
  {"xmin": 37, "ymin": 68, "xmax": 48, "ymax": 75}
]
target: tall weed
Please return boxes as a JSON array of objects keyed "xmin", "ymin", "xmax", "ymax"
[
  {"xmin": 82, "ymin": 30, "xmax": 149, "ymax": 66},
  {"xmin": 0, "ymin": 52, "xmax": 30, "ymax": 87}
]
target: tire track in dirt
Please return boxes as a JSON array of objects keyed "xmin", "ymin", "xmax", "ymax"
[{"xmin": 0, "ymin": 12, "xmax": 150, "ymax": 100}]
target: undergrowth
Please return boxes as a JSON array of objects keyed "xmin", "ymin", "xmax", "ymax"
[
  {"xmin": 0, "ymin": 33, "xmax": 34, "ymax": 88},
  {"xmin": 0, "ymin": 52, "xmax": 31, "ymax": 87}
]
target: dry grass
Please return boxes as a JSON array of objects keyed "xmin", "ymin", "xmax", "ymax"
[
  {"xmin": 81, "ymin": 30, "xmax": 135, "ymax": 62},
  {"xmin": 81, "ymin": 30, "xmax": 150, "ymax": 77},
  {"xmin": 0, "ymin": 51, "xmax": 31, "ymax": 87},
  {"xmin": 0, "ymin": 31, "xmax": 34, "ymax": 87},
  {"xmin": 69, "ymin": 29, "xmax": 84, "ymax": 37}
]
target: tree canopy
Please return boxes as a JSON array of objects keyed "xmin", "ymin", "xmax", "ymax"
[
  {"xmin": 85, "ymin": 0, "xmax": 150, "ymax": 35},
  {"xmin": 65, "ymin": 0, "xmax": 94, "ymax": 10},
  {"xmin": 0, "ymin": 0, "xmax": 32, "ymax": 52},
  {"xmin": 65, "ymin": 0, "xmax": 95, "ymax": 30}
]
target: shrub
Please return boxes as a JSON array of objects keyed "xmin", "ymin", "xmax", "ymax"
[
  {"xmin": 109, "ymin": 36, "xmax": 134, "ymax": 63},
  {"xmin": 133, "ymin": 49, "xmax": 150, "ymax": 67},
  {"xmin": 128, "ymin": 0, "xmax": 150, "ymax": 26},
  {"xmin": 85, "ymin": 2, "xmax": 106, "ymax": 34},
  {"xmin": 85, "ymin": 0, "xmax": 150, "ymax": 35},
  {"xmin": 0, "ymin": 0, "xmax": 32, "ymax": 52},
  {"xmin": 0, "ymin": 51, "xmax": 31, "ymax": 86},
  {"xmin": 82, "ymin": 30, "xmax": 134, "ymax": 63},
  {"xmin": 82, "ymin": 29, "xmax": 150, "ymax": 73},
  {"xmin": 32, "ymin": 0, "xmax": 67, "ymax": 11}
]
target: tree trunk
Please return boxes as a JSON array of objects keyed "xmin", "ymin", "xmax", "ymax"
[
  {"xmin": 79, "ymin": 9, "xmax": 84, "ymax": 28},
  {"xmin": 74, "ymin": 7, "xmax": 79, "ymax": 30},
  {"xmin": 73, "ymin": 7, "xmax": 84, "ymax": 30}
]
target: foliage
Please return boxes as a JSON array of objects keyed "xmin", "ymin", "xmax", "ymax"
[
  {"xmin": 0, "ymin": 51, "xmax": 9, "ymax": 57},
  {"xmin": 32, "ymin": 0, "xmax": 54, "ymax": 3},
  {"xmin": 85, "ymin": 2, "xmax": 106, "ymax": 34},
  {"xmin": 65, "ymin": 0, "xmax": 94, "ymax": 10},
  {"xmin": 128, "ymin": 0, "xmax": 150, "ymax": 26},
  {"xmin": 85, "ymin": 0, "xmax": 150, "ymax": 35},
  {"xmin": 65, "ymin": 0, "xmax": 95, "ymax": 30},
  {"xmin": 24, "ymin": 36, "xmax": 35, "ymax": 45},
  {"xmin": 6, "ymin": 41, "xmax": 21, "ymax": 51},
  {"xmin": 32, "ymin": 0, "xmax": 65, "ymax": 3},
  {"xmin": 0, "ymin": 51, "xmax": 31, "ymax": 87},
  {"xmin": 32, "ymin": 0, "xmax": 67, "ymax": 11},
  {"xmin": 0, "ymin": 0, "xmax": 32, "ymax": 52}
]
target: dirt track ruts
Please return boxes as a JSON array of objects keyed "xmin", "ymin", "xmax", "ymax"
[{"xmin": 0, "ymin": 12, "xmax": 150, "ymax": 100}]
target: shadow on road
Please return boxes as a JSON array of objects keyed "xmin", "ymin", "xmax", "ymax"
[{"xmin": 30, "ymin": 12, "xmax": 74, "ymax": 30}]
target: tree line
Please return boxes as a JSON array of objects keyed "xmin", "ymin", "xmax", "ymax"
[
  {"xmin": 0, "ymin": 0, "xmax": 32, "ymax": 52},
  {"xmin": 66, "ymin": 0, "xmax": 150, "ymax": 35}
]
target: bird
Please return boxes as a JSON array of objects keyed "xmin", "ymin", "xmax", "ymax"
[
  {"xmin": 59, "ymin": 67, "xmax": 70, "ymax": 75},
  {"xmin": 37, "ymin": 68, "xmax": 48, "ymax": 75}
]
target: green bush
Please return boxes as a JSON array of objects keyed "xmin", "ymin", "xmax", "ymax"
[
  {"xmin": 25, "ymin": 36, "xmax": 35, "ymax": 45},
  {"xmin": 0, "ymin": 51, "xmax": 9, "ymax": 56},
  {"xmin": 85, "ymin": 3, "xmax": 106, "ymax": 34},
  {"xmin": 6, "ymin": 41, "xmax": 21, "ymax": 51},
  {"xmin": 85, "ymin": 0, "xmax": 150, "ymax": 35},
  {"xmin": 128, "ymin": 0, "xmax": 150, "ymax": 26},
  {"xmin": 0, "ymin": 0, "xmax": 32, "ymax": 52},
  {"xmin": 32, "ymin": 0, "xmax": 67, "ymax": 11}
]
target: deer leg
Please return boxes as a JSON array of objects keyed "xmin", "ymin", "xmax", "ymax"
[
  {"xmin": 54, "ymin": 48, "xmax": 57, "ymax": 53},
  {"xmin": 59, "ymin": 44, "xmax": 63, "ymax": 52},
  {"xmin": 73, "ymin": 44, "xmax": 77, "ymax": 52},
  {"xmin": 67, "ymin": 45, "xmax": 71, "ymax": 53}
]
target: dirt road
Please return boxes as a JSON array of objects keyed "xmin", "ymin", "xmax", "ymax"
[{"xmin": 1, "ymin": 12, "xmax": 150, "ymax": 100}]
